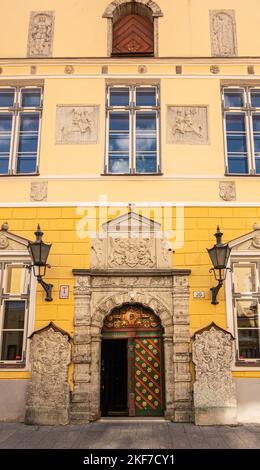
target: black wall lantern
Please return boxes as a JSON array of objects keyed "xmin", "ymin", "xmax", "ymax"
[
  {"xmin": 28, "ymin": 225, "xmax": 53, "ymax": 302},
  {"xmin": 207, "ymin": 226, "xmax": 231, "ymax": 305}
]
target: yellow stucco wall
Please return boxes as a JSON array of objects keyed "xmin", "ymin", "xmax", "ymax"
[
  {"xmin": 1, "ymin": 206, "xmax": 260, "ymax": 383},
  {"xmin": 1, "ymin": 0, "xmax": 260, "ymax": 58}
]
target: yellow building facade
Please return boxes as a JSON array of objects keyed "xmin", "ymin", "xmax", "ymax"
[{"xmin": 0, "ymin": 0, "xmax": 260, "ymax": 425}]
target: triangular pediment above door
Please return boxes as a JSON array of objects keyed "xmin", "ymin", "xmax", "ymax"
[
  {"xmin": 0, "ymin": 223, "xmax": 30, "ymax": 254},
  {"xmin": 229, "ymin": 226, "xmax": 260, "ymax": 252},
  {"xmin": 102, "ymin": 211, "xmax": 161, "ymax": 233}
]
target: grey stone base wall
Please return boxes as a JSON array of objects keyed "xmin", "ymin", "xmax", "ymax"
[
  {"xmin": 0, "ymin": 380, "xmax": 28, "ymax": 422},
  {"xmin": 235, "ymin": 378, "xmax": 260, "ymax": 424}
]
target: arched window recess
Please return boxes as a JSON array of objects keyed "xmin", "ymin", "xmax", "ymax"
[{"xmin": 103, "ymin": 1, "xmax": 163, "ymax": 57}]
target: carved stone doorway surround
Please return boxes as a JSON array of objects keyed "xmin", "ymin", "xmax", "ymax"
[
  {"xmin": 70, "ymin": 211, "xmax": 192, "ymax": 423},
  {"xmin": 70, "ymin": 269, "xmax": 192, "ymax": 423}
]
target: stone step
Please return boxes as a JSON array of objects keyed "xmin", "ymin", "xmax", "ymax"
[{"xmin": 70, "ymin": 411, "xmax": 91, "ymax": 424}]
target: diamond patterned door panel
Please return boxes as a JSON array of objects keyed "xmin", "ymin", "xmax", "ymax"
[
  {"xmin": 112, "ymin": 14, "xmax": 154, "ymax": 55},
  {"xmin": 133, "ymin": 337, "xmax": 164, "ymax": 416}
]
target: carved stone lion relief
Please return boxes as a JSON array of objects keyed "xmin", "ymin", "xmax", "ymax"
[
  {"xmin": 167, "ymin": 106, "xmax": 209, "ymax": 144},
  {"xmin": 210, "ymin": 10, "xmax": 237, "ymax": 57},
  {"xmin": 27, "ymin": 11, "xmax": 55, "ymax": 57},
  {"xmin": 25, "ymin": 325, "xmax": 71, "ymax": 425},
  {"xmin": 56, "ymin": 106, "xmax": 99, "ymax": 144}
]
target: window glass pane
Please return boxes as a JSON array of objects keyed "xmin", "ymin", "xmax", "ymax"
[
  {"xmin": 16, "ymin": 156, "xmax": 37, "ymax": 174},
  {"xmin": 109, "ymin": 88, "xmax": 129, "ymax": 106},
  {"xmin": 233, "ymin": 263, "xmax": 257, "ymax": 293},
  {"xmin": 0, "ymin": 114, "xmax": 13, "ymax": 132},
  {"xmin": 108, "ymin": 155, "xmax": 129, "ymax": 173},
  {"xmin": 136, "ymin": 112, "xmax": 156, "ymax": 130},
  {"xmin": 0, "ymin": 136, "xmax": 11, "ymax": 153},
  {"xmin": 238, "ymin": 329, "xmax": 260, "ymax": 359},
  {"xmin": 136, "ymin": 155, "xmax": 157, "ymax": 173},
  {"xmin": 226, "ymin": 114, "xmax": 246, "ymax": 132},
  {"xmin": 254, "ymin": 136, "xmax": 260, "ymax": 153},
  {"xmin": 136, "ymin": 137, "xmax": 156, "ymax": 152},
  {"xmin": 224, "ymin": 90, "xmax": 244, "ymax": 107},
  {"xmin": 252, "ymin": 114, "xmax": 260, "ymax": 132},
  {"xmin": 251, "ymin": 90, "xmax": 260, "ymax": 107},
  {"xmin": 109, "ymin": 135, "xmax": 129, "ymax": 152},
  {"xmin": 21, "ymin": 89, "xmax": 41, "ymax": 107},
  {"xmin": 0, "ymin": 158, "xmax": 9, "ymax": 174},
  {"xmin": 228, "ymin": 157, "xmax": 248, "ymax": 174},
  {"xmin": 0, "ymin": 89, "xmax": 15, "ymax": 107},
  {"xmin": 136, "ymin": 88, "xmax": 157, "ymax": 106},
  {"xmin": 18, "ymin": 135, "xmax": 38, "ymax": 153},
  {"xmin": 255, "ymin": 159, "xmax": 260, "ymax": 174},
  {"xmin": 109, "ymin": 113, "xmax": 129, "ymax": 130},
  {"xmin": 3, "ymin": 301, "xmax": 25, "ymax": 329},
  {"xmin": 19, "ymin": 113, "xmax": 39, "ymax": 132},
  {"xmin": 227, "ymin": 135, "xmax": 247, "ymax": 153},
  {"xmin": 1, "ymin": 331, "xmax": 23, "ymax": 360},
  {"xmin": 4, "ymin": 265, "xmax": 26, "ymax": 295},
  {"xmin": 236, "ymin": 300, "xmax": 258, "ymax": 328}
]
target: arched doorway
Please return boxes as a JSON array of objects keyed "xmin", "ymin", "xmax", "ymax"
[{"xmin": 100, "ymin": 303, "xmax": 165, "ymax": 417}]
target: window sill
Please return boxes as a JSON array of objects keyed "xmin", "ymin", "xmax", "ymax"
[
  {"xmin": 225, "ymin": 173, "xmax": 260, "ymax": 177},
  {"xmin": 0, "ymin": 173, "xmax": 39, "ymax": 177},
  {"xmin": 234, "ymin": 361, "xmax": 260, "ymax": 369},
  {"xmin": 101, "ymin": 172, "xmax": 163, "ymax": 176},
  {"xmin": 0, "ymin": 362, "xmax": 26, "ymax": 369}
]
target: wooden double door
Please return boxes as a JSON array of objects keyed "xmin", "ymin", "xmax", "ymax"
[{"xmin": 100, "ymin": 305, "xmax": 164, "ymax": 417}]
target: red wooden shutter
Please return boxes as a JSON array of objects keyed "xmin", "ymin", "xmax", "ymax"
[{"xmin": 113, "ymin": 14, "xmax": 154, "ymax": 55}]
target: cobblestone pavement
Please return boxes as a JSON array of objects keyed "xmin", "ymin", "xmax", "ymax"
[{"xmin": 0, "ymin": 420, "xmax": 260, "ymax": 449}]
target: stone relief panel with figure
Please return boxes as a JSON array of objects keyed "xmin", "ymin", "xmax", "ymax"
[
  {"xmin": 167, "ymin": 106, "xmax": 209, "ymax": 145},
  {"xmin": 27, "ymin": 11, "xmax": 55, "ymax": 57},
  {"xmin": 56, "ymin": 106, "xmax": 99, "ymax": 144}
]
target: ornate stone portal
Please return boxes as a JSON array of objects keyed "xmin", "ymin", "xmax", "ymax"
[
  {"xmin": 25, "ymin": 323, "xmax": 71, "ymax": 425},
  {"xmin": 71, "ymin": 212, "xmax": 192, "ymax": 423},
  {"xmin": 192, "ymin": 323, "xmax": 237, "ymax": 425}
]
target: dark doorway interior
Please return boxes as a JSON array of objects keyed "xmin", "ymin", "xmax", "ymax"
[{"xmin": 101, "ymin": 339, "xmax": 128, "ymax": 416}]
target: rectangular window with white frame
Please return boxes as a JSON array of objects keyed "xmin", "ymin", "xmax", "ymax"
[
  {"xmin": 0, "ymin": 262, "xmax": 32, "ymax": 367},
  {"xmin": 231, "ymin": 259, "xmax": 260, "ymax": 364},
  {"xmin": 105, "ymin": 85, "xmax": 160, "ymax": 174},
  {"xmin": 0, "ymin": 86, "xmax": 43, "ymax": 175},
  {"xmin": 223, "ymin": 86, "xmax": 260, "ymax": 175}
]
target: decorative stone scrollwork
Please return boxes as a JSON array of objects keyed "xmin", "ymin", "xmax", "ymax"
[
  {"xmin": 210, "ymin": 10, "xmax": 237, "ymax": 57},
  {"xmin": 25, "ymin": 323, "xmax": 71, "ymax": 425},
  {"xmin": 0, "ymin": 234, "xmax": 9, "ymax": 249},
  {"xmin": 27, "ymin": 11, "xmax": 55, "ymax": 57},
  {"xmin": 74, "ymin": 276, "xmax": 91, "ymax": 296},
  {"xmin": 108, "ymin": 237, "xmax": 155, "ymax": 268},
  {"xmin": 192, "ymin": 323, "xmax": 237, "ymax": 425},
  {"xmin": 167, "ymin": 106, "xmax": 209, "ymax": 145},
  {"xmin": 104, "ymin": 304, "xmax": 160, "ymax": 329},
  {"xmin": 30, "ymin": 182, "xmax": 48, "ymax": 201},
  {"xmin": 219, "ymin": 181, "xmax": 236, "ymax": 201}
]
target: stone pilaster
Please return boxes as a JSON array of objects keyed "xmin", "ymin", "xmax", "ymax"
[{"xmin": 172, "ymin": 276, "xmax": 193, "ymax": 422}]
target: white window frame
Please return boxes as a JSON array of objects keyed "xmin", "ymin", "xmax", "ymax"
[
  {"xmin": 223, "ymin": 86, "xmax": 260, "ymax": 175},
  {"xmin": 0, "ymin": 256, "xmax": 36, "ymax": 370},
  {"xmin": 0, "ymin": 85, "xmax": 43, "ymax": 175},
  {"xmin": 105, "ymin": 84, "xmax": 161, "ymax": 174},
  {"xmin": 225, "ymin": 255, "xmax": 260, "ymax": 370}
]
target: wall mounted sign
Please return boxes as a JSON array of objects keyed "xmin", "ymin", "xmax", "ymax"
[{"xmin": 59, "ymin": 285, "xmax": 69, "ymax": 299}]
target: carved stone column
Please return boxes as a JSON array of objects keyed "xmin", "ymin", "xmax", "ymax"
[
  {"xmin": 70, "ymin": 276, "xmax": 92, "ymax": 423},
  {"xmin": 192, "ymin": 323, "xmax": 237, "ymax": 425},
  {"xmin": 172, "ymin": 276, "xmax": 193, "ymax": 422},
  {"xmin": 25, "ymin": 323, "xmax": 71, "ymax": 425}
]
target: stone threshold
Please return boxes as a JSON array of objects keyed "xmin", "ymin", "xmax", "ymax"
[{"xmin": 98, "ymin": 417, "xmax": 167, "ymax": 423}]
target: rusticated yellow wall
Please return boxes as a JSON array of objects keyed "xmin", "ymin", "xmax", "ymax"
[{"xmin": 1, "ymin": 205, "xmax": 260, "ymax": 383}]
